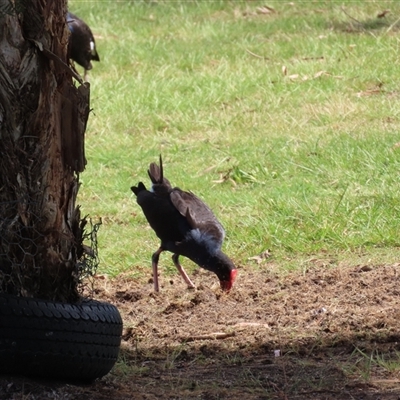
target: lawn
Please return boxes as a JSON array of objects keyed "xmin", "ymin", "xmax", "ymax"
[{"xmin": 71, "ymin": 0, "xmax": 400, "ymax": 279}]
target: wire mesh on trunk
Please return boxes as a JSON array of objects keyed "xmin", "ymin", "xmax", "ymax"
[
  {"xmin": 0, "ymin": 1, "xmax": 92, "ymax": 302},
  {"xmin": 0, "ymin": 198, "xmax": 101, "ymax": 301}
]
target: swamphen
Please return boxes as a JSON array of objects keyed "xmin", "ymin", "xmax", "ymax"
[
  {"xmin": 67, "ymin": 12, "xmax": 100, "ymax": 81},
  {"xmin": 131, "ymin": 156, "xmax": 237, "ymax": 292}
]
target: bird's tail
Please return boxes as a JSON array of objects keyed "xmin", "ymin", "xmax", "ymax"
[{"xmin": 148, "ymin": 155, "xmax": 172, "ymax": 190}]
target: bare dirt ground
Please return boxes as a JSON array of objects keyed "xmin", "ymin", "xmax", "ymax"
[{"xmin": 1, "ymin": 263, "xmax": 400, "ymax": 399}]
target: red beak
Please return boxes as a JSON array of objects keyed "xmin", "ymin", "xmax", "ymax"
[{"xmin": 220, "ymin": 269, "xmax": 238, "ymax": 292}]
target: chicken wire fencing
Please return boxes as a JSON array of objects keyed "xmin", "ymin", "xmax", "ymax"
[
  {"xmin": 0, "ymin": 0, "xmax": 31, "ymax": 16},
  {"xmin": 76, "ymin": 217, "xmax": 102, "ymax": 297},
  {"xmin": 0, "ymin": 198, "xmax": 101, "ymax": 300}
]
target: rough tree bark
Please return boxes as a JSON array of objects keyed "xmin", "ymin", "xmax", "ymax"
[{"xmin": 0, "ymin": 0, "xmax": 90, "ymax": 301}]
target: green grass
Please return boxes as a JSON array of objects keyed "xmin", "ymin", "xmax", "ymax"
[
  {"xmin": 70, "ymin": 0, "xmax": 400, "ymax": 276},
  {"xmin": 349, "ymin": 347, "xmax": 400, "ymax": 382}
]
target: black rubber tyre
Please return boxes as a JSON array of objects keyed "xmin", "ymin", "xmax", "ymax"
[{"xmin": 0, "ymin": 294, "xmax": 123, "ymax": 381}]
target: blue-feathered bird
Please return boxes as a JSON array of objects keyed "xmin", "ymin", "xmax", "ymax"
[
  {"xmin": 131, "ymin": 156, "xmax": 237, "ymax": 292},
  {"xmin": 67, "ymin": 12, "xmax": 100, "ymax": 81}
]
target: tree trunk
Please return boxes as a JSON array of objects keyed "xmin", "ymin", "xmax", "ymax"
[{"xmin": 0, "ymin": 0, "xmax": 90, "ymax": 302}]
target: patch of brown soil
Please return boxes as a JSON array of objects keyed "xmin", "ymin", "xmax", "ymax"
[{"xmin": 2, "ymin": 264, "xmax": 400, "ymax": 399}]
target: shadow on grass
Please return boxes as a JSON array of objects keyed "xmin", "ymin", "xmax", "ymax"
[
  {"xmin": 114, "ymin": 330, "xmax": 400, "ymax": 399},
  {"xmin": 333, "ymin": 16, "xmax": 400, "ymax": 34}
]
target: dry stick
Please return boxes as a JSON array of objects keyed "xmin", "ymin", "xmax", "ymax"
[
  {"xmin": 385, "ymin": 15, "xmax": 400, "ymax": 35},
  {"xmin": 233, "ymin": 322, "xmax": 270, "ymax": 328},
  {"xmin": 182, "ymin": 322, "xmax": 270, "ymax": 342},
  {"xmin": 245, "ymin": 49, "xmax": 269, "ymax": 60},
  {"xmin": 183, "ymin": 332, "xmax": 236, "ymax": 342},
  {"xmin": 340, "ymin": 6, "xmax": 364, "ymax": 26}
]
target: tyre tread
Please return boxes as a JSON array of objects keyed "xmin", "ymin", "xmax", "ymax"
[{"xmin": 0, "ymin": 294, "xmax": 122, "ymax": 381}]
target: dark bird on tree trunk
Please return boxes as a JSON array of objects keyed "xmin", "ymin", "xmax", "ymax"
[
  {"xmin": 67, "ymin": 12, "xmax": 100, "ymax": 81},
  {"xmin": 131, "ymin": 156, "xmax": 237, "ymax": 292}
]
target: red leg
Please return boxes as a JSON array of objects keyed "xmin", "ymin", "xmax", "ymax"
[
  {"xmin": 151, "ymin": 247, "xmax": 163, "ymax": 292},
  {"xmin": 172, "ymin": 254, "xmax": 195, "ymax": 289}
]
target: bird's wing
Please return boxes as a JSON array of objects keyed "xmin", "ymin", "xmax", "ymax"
[{"xmin": 170, "ymin": 189, "xmax": 225, "ymax": 245}]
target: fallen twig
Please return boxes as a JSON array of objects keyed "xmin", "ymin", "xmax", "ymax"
[
  {"xmin": 341, "ymin": 6, "xmax": 363, "ymax": 27},
  {"xmin": 233, "ymin": 322, "xmax": 270, "ymax": 329},
  {"xmin": 245, "ymin": 48, "xmax": 269, "ymax": 60},
  {"xmin": 385, "ymin": 15, "xmax": 400, "ymax": 35},
  {"xmin": 182, "ymin": 332, "xmax": 236, "ymax": 342}
]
